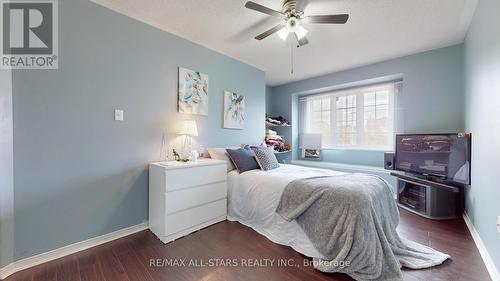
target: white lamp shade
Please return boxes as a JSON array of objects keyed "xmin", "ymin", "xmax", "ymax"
[
  {"xmin": 295, "ymin": 25, "xmax": 308, "ymax": 40},
  {"xmin": 178, "ymin": 120, "xmax": 198, "ymax": 136},
  {"xmin": 277, "ymin": 28, "xmax": 289, "ymax": 40},
  {"xmin": 299, "ymin": 133, "xmax": 322, "ymax": 149}
]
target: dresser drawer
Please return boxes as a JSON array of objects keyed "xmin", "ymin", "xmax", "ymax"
[
  {"xmin": 165, "ymin": 164, "xmax": 226, "ymax": 191},
  {"xmin": 166, "ymin": 182, "xmax": 227, "ymax": 214},
  {"xmin": 165, "ymin": 199, "xmax": 226, "ymax": 236}
]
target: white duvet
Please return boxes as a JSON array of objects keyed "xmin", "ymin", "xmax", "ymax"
[{"xmin": 227, "ymin": 164, "xmax": 346, "ymax": 259}]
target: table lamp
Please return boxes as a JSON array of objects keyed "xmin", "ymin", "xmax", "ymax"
[{"xmin": 178, "ymin": 120, "xmax": 198, "ymax": 161}]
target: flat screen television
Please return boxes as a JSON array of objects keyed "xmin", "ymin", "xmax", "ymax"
[{"xmin": 395, "ymin": 133, "xmax": 471, "ymax": 185}]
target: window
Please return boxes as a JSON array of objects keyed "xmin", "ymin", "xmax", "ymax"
[{"xmin": 300, "ymin": 82, "xmax": 397, "ymax": 150}]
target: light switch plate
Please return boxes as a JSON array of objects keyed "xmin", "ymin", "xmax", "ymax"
[{"xmin": 114, "ymin": 109, "xmax": 124, "ymax": 121}]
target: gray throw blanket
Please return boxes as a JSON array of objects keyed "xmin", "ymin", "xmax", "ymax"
[{"xmin": 276, "ymin": 174, "xmax": 449, "ymax": 281}]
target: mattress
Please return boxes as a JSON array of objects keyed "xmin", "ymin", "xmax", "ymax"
[{"xmin": 226, "ymin": 164, "xmax": 346, "ymax": 259}]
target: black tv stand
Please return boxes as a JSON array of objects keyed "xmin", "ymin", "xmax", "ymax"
[
  {"xmin": 390, "ymin": 171, "xmax": 460, "ymax": 192},
  {"xmin": 411, "ymin": 173, "xmax": 445, "ymax": 183},
  {"xmin": 390, "ymin": 171, "xmax": 463, "ymax": 220}
]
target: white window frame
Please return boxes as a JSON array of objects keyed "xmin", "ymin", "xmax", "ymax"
[{"xmin": 300, "ymin": 82, "xmax": 396, "ymax": 151}]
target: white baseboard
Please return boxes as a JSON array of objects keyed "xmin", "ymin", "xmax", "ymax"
[
  {"xmin": 463, "ymin": 212, "xmax": 500, "ymax": 281},
  {"xmin": 0, "ymin": 221, "xmax": 148, "ymax": 280}
]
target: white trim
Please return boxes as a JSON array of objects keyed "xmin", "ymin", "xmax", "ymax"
[
  {"xmin": 300, "ymin": 82, "xmax": 396, "ymax": 150},
  {"xmin": 463, "ymin": 212, "xmax": 500, "ymax": 281},
  {"xmin": 0, "ymin": 63, "xmax": 14, "ymax": 272},
  {"xmin": 321, "ymin": 146, "xmax": 391, "ymax": 152},
  {"xmin": 0, "ymin": 221, "xmax": 149, "ymax": 280},
  {"xmin": 291, "ymin": 160, "xmax": 389, "ymax": 174}
]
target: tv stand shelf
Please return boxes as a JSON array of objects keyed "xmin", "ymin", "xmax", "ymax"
[
  {"xmin": 390, "ymin": 171, "xmax": 460, "ymax": 192},
  {"xmin": 391, "ymin": 171, "xmax": 463, "ymax": 220}
]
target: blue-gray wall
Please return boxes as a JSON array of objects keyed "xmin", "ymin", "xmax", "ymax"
[
  {"xmin": 266, "ymin": 85, "xmax": 273, "ymax": 114},
  {"xmin": 267, "ymin": 45, "xmax": 464, "ymax": 166},
  {"xmin": 0, "ymin": 69, "xmax": 14, "ymax": 267},
  {"xmin": 12, "ymin": 0, "xmax": 265, "ymax": 260},
  {"xmin": 464, "ymin": 0, "xmax": 500, "ymax": 271}
]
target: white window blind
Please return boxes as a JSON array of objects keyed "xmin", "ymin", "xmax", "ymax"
[{"xmin": 300, "ymin": 82, "xmax": 399, "ymax": 150}]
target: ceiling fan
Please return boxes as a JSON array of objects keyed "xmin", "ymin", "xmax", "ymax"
[{"xmin": 245, "ymin": 0, "xmax": 349, "ymax": 47}]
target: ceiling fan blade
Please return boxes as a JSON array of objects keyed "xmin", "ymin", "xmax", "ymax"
[
  {"xmin": 297, "ymin": 36, "xmax": 309, "ymax": 47},
  {"xmin": 245, "ymin": 1, "xmax": 282, "ymax": 17},
  {"xmin": 307, "ymin": 14, "xmax": 349, "ymax": 24},
  {"xmin": 255, "ymin": 23, "xmax": 286, "ymax": 40}
]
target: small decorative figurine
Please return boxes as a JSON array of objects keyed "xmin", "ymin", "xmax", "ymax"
[{"xmin": 172, "ymin": 149, "xmax": 181, "ymax": 161}]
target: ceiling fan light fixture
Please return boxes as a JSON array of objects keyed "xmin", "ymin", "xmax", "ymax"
[
  {"xmin": 245, "ymin": 0, "xmax": 349, "ymax": 46},
  {"xmin": 295, "ymin": 25, "xmax": 308, "ymax": 40},
  {"xmin": 277, "ymin": 27, "xmax": 289, "ymax": 40},
  {"xmin": 286, "ymin": 17, "xmax": 299, "ymax": 33}
]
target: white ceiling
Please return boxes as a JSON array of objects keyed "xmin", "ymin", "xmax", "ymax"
[{"xmin": 91, "ymin": 0, "xmax": 477, "ymax": 86}]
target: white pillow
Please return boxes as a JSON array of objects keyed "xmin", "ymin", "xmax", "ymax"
[
  {"xmin": 240, "ymin": 143, "xmax": 266, "ymax": 148},
  {"xmin": 207, "ymin": 147, "xmax": 238, "ymax": 172}
]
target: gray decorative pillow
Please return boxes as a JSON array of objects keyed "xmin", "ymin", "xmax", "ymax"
[
  {"xmin": 226, "ymin": 146, "xmax": 260, "ymax": 173},
  {"xmin": 252, "ymin": 146, "xmax": 280, "ymax": 171}
]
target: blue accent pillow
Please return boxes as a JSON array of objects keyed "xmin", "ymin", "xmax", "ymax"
[{"xmin": 226, "ymin": 146, "xmax": 260, "ymax": 173}]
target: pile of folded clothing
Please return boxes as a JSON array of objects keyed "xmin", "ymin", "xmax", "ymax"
[
  {"xmin": 266, "ymin": 129, "xmax": 282, "ymax": 141},
  {"xmin": 265, "ymin": 129, "xmax": 287, "ymax": 152},
  {"xmin": 266, "ymin": 114, "xmax": 290, "ymax": 126}
]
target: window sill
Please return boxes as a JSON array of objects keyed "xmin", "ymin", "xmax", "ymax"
[
  {"xmin": 321, "ymin": 146, "xmax": 392, "ymax": 152},
  {"xmin": 291, "ymin": 160, "xmax": 389, "ymax": 174}
]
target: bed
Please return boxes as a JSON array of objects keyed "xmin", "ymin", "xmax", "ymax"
[
  {"xmin": 227, "ymin": 164, "xmax": 338, "ymax": 259},
  {"xmin": 226, "ymin": 164, "xmax": 449, "ymax": 281}
]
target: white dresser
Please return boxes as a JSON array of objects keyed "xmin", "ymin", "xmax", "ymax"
[{"xmin": 148, "ymin": 159, "xmax": 227, "ymax": 243}]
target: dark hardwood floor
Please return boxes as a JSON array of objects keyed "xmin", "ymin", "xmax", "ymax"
[{"xmin": 4, "ymin": 208, "xmax": 491, "ymax": 281}]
